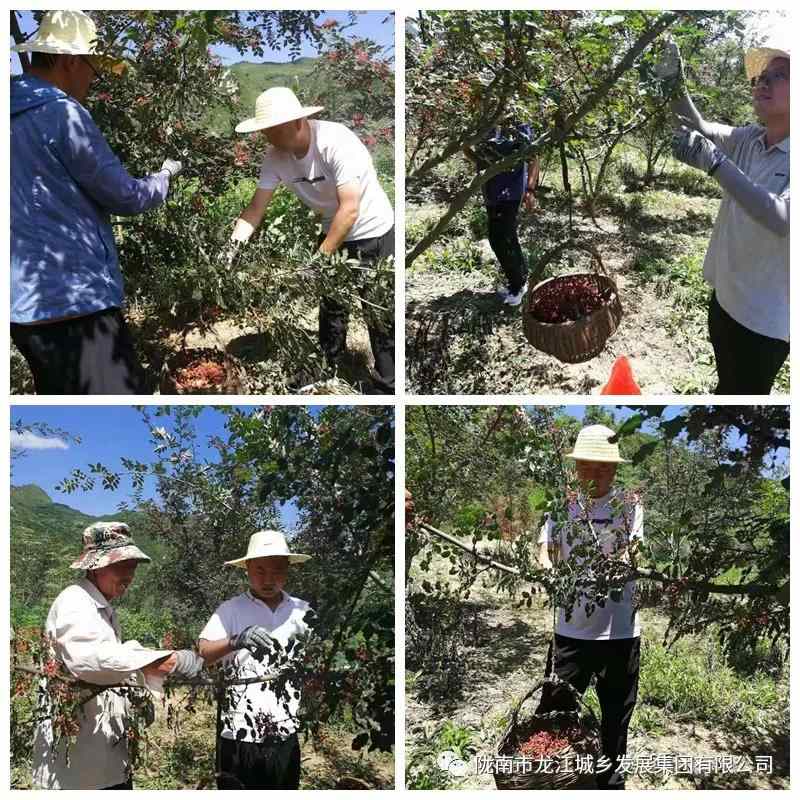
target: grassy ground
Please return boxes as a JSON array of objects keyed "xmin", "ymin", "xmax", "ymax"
[
  {"xmin": 405, "ymin": 539, "xmax": 789, "ymax": 790},
  {"xmin": 12, "ymin": 692, "xmax": 394, "ymax": 789},
  {"xmin": 406, "ymin": 146, "xmax": 789, "ymax": 395}
]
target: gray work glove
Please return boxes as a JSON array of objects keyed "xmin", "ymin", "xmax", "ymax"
[
  {"xmin": 671, "ymin": 126, "xmax": 726, "ymax": 175},
  {"xmin": 231, "ymin": 625, "xmax": 274, "ymax": 658},
  {"xmin": 169, "ymin": 649, "xmax": 204, "ymax": 680},
  {"xmin": 160, "ymin": 158, "xmax": 183, "ymax": 179},
  {"xmin": 653, "ymin": 38, "xmax": 685, "ymax": 94}
]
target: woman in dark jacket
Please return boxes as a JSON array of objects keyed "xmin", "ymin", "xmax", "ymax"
[{"xmin": 465, "ymin": 122, "xmax": 539, "ymax": 306}]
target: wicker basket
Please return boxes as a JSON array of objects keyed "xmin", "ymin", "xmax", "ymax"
[
  {"xmin": 160, "ymin": 347, "xmax": 245, "ymax": 395},
  {"xmin": 493, "ymin": 675, "xmax": 601, "ymax": 790},
  {"xmin": 522, "ymin": 241, "xmax": 622, "ymax": 364}
]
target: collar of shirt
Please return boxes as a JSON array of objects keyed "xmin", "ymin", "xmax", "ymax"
[
  {"xmin": 246, "ymin": 589, "xmax": 288, "ymax": 612},
  {"xmin": 76, "ymin": 576, "xmax": 120, "ymax": 635},
  {"xmin": 758, "ymin": 130, "xmax": 790, "ymax": 154},
  {"xmin": 77, "ymin": 576, "xmax": 113, "ymax": 611}
]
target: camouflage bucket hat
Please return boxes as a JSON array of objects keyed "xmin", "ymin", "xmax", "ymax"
[{"xmin": 70, "ymin": 522, "xmax": 152, "ymax": 571}]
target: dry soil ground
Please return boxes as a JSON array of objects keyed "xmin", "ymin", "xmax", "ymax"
[
  {"xmin": 406, "ymin": 180, "xmax": 789, "ymax": 395},
  {"xmin": 406, "ymin": 539, "xmax": 789, "ymax": 791}
]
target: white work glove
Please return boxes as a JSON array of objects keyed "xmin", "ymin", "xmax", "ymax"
[
  {"xmin": 169, "ymin": 649, "xmax": 204, "ymax": 680},
  {"xmin": 653, "ymin": 38, "xmax": 685, "ymax": 93},
  {"xmin": 231, "ymin": 218, "xmax": 255, "ymax": 244},
  {"xmin": 671, "ymin": 126, "xmax": 726, "ymax": 175},
  {"xmin": 161, "ymin": 158, "xmax": 183, "ymax": 178}
]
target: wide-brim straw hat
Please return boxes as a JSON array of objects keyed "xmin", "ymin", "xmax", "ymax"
[
  {"xmin": 565, "ymin": 424, "xmax": 630, "ymax": 464},
  {"xmin": 225, "ymin": 530, "xmax": 311, "ymax": 568},
  {"xmin": 235, "ymin": 86, "xmax": 324, "ymax": 134},
  {"xmin": 744, "ymin": 45, "xmax": 790, "ymax": 81},
  {"xmin": 12, "ymin": 10, "xmax": 126, "ymax": 76},
  {"xmin": 70, "ymin": 521, "xmax": 152, "ymax": 571}
]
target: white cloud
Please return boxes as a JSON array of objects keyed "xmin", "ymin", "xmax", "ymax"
[{"xmin": 10, "ymin": 430, "xmax": 69, "ymax": 451}]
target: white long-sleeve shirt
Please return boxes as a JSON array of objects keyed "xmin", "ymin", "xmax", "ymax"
[{"xmin": 32, "ymin": 578, "xmax": 171, "ymax": 789}]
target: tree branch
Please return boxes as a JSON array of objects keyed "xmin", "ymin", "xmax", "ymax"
[
  {"xmin": 406, "ymin": 11, "xmax": 682, "ymax": 267},
  {"xmin": 417, "ymin": 522, "xmax": 786, "ymax": 598},
  {"xmin": 10, "ymin": 12, "xmax": 30, "ymax": 72}
]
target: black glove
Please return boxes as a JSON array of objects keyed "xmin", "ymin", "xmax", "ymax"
[{"xmin": 231, "ymin": 625, "xmax": 274, "ymax": 658}]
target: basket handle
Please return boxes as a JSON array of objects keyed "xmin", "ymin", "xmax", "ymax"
[
  {"xmin": 499, "ymin": 673, "xmax": 600, "ymax": 750},
  {"xmin": 529, "ymin": 239, "xmax": 608, "ymax": 286}
]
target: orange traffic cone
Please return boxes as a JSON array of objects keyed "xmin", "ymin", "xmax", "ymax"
[{"xmin": 600, "ymin": 356, "xmax": 641, "ymax": 395}]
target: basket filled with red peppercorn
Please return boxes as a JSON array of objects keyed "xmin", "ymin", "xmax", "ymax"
[
  {"xmin": 522, "ymin": 241, "xmax": 622, "ymax": 364},
  {"xmin": 494, "ymin": 674, "xmax": 600, "ymax": 790},
  {"xmin": 160, "ymin": 347, "xmax": 245, "ymax": 395}
]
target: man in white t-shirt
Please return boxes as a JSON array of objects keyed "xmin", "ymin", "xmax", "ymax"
[
  {"xmin": 229, "ymin": 87, "xmax": 395, "ymax": 393},
  {"xmin": 198, "ymin": 530, "xmax": 313, "ymax": 790},
  {"xmin": 536, "ymin": 425, "xmax": 643, "ymax": 790}
]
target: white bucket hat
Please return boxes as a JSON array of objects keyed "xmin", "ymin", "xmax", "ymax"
[
  {"xmin": 565, "ymin": 424, "xmax": 630, "ymax": 464},
  {"xmin": 234, "ymin": 87, "xmax": 324, "ymax": 134},
  {"xmin": 11, "ymin": 10, "xmax": 125, "ymax": 75},
  {"xmin": 744, "ymin": 44, "xmax": 790, "ymax": 81},
  {"xmin": 225, "ymin": 530, "xmax": 311, "ymax": 568}
]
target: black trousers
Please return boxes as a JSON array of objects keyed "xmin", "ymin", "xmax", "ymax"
[
  {"xmin": 11, "ymin": 308, "xmax": 144, "ymax": 395},
  {"xmin": 217, "ymin": 734, "xmax": 301, "ymax": 790},
  {"xmin": 319, "ymin": 226, "xmax": 395, "ymax": 393},
  {"xmin": 535, "ymin": 635, "xmax": 641, "ymax": 790},
  {"xmin": 708, "ymin": 291, "xmax": 788, "ymax": 395},
  {"xmin": 103, "ymin": 778, "xmax": 132, "ymax": 789},
  {"xmin": 486, "ymin": 201, "xmax": 526, "ymax": 294}
]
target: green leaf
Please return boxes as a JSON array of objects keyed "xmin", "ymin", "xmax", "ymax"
[
  {"xmin": 631, "ymin": 440, "xmax": 658, "ymax": 465},
  {"xmin": 609, "ymin": 414, "xmax": 644, "ymax": 442}
]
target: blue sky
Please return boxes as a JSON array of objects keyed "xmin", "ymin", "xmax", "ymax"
[
  {"xmin": 10, "ymin": 11, "xmax": 394, "ymax": 74},
  {"xmin": 9, "ymin": 406, "xmax": 324, "ymax": 525}
]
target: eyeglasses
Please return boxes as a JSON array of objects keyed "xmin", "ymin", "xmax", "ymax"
[
  {"xmin": 750, "ymin": 69, "xmax": 789, "ymax": 89},
  {"xmin": 80, "ymin": 55, "xmax": 102, "ymax": 82}
]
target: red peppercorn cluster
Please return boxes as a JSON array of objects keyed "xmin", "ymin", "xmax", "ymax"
[{"xmin": 531, "ymin": 276, "xmax": 612, "ymax": 324}]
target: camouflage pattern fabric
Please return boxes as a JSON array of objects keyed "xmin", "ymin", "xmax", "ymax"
[{"xmin": 69, "ymin": 521, "xmax": 152, "ymax": 570}]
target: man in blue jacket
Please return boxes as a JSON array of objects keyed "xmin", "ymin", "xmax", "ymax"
[{"xmin": 11, "ymin": 11, "xmax": 182, "ymax": 394}]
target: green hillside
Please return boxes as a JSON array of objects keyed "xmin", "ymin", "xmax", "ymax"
[
  {"xmin": 10, "ymin": 484, "xmax": 160, "ymax": 633},
  {"xmin": 207, "ymin": 57, "xmax": 322, "ymax": 134}
]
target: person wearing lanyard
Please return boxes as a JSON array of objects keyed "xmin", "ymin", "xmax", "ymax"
[
  {"xmin": 536, "ymin": 425, "xmax": 643, "ymax": 790},
  {"xmin": 655, "ymin": 39, "xmax": 789, "ymax": 394},
  {"xmin": 464, "ymin": 121, "xmax": 540, "ymax": 306}
]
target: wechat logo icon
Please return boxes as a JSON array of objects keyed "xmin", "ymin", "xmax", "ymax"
[{"xmin": 437, "ymin": 749, "xmax": 469, "ymax": 777}]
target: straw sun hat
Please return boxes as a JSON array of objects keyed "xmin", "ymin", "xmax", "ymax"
[
  {"xmin": 11, "ymin": 10, "xmax": 126, "ymax": 75},
  {"xmin": 565, "ymin": 424, "xmax": 629, "ymax": 464},
  {"xmin": 744, "ymin": 42, "xmax": 790, "ymax": 82},
  {"xmin": 225, "ymin": 530, "xmax": 311, "ymax": 568},
  {"xmin": 235, "ymin": 87, "xmax": 324, "ymax": 134}
]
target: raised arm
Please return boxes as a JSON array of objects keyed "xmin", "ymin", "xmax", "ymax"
[{"xmin": 58, "ymin": 100, "xmax": 172, "ymax": 216}]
